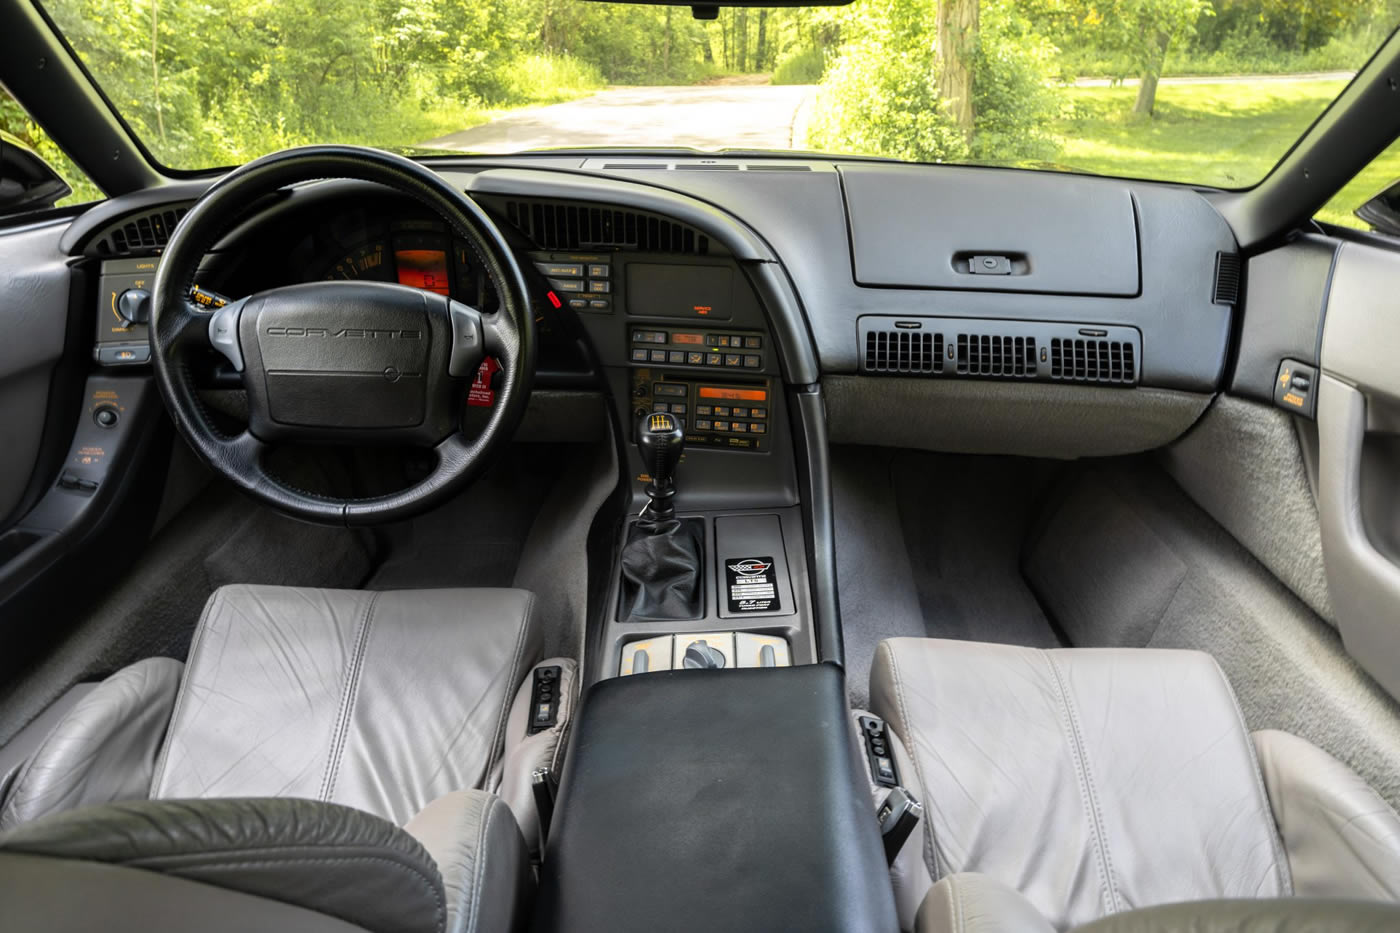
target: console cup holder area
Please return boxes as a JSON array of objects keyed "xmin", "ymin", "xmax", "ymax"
[{"xmin": 619, "ymin": 631, "xmax": 791, "ymax": 674}]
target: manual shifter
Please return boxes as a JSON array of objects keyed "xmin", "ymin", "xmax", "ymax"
[
  {"xmin": 618, "ymin": 412, "xmax": 703, "ymax": 622},
  {"xmin": 637, "ymin": 411, "xmax": 686, "ymax": 519}
]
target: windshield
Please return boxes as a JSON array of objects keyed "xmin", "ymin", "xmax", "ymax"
[{"xmin": 34, "ymin": 0, "xmax": 1400, "ymax": 220}]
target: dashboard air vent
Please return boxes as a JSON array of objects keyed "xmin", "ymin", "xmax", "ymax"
[
  {"xmin": 94, "ymin": 206, "xmax": 189, "ymax": 256},
  {"xmin": 956, "ymin": 333, "xmax": 1036, "ymax": 378},
  {"xmin": 1213, "ymin": 252, "xmax": 1241, "ymax": 305},
  {"xmin": 502, "ymin": 199, "xmax": 710, "ymax": 254},
  {"xmin": 858, "ymin": 316, "xmax": 1141, "ymax": 386},
  {"xmin": 1049, "ymin": 337, "xmax": 1135, "ymax": 384},
  {"xmin": 865, "ymin": 329, "xmax": 944, "ymax": 374}
]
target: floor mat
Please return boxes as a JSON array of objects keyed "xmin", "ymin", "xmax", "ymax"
[
  {"xmin": 833, "ymin": 447, "xmax": 1063, "ymax": 707},
  {"xmin": 365, "ymin": 444, "xmax": 570, "ymax": 591}
]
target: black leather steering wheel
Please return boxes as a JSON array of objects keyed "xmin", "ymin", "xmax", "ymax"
[{"xmin": 149, "ymin": 145, "xmax": 535, "ymax": 525}]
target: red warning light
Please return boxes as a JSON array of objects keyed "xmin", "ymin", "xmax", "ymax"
[{"xmin": 546, "ymin": 291, "xmax": 563, "ymax": 309}]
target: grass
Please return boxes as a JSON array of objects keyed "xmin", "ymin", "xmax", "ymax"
[{"xmin": 1052, "ymin": 79, "xmax": 1400, "ymax": 227}]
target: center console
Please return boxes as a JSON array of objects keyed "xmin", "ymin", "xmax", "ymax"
[{"xmin": 532, "ymin": 664, "xmax": 899, "ymax": 933}]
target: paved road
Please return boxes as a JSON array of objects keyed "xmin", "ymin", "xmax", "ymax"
[
  {"xmin": 423, "ymin": 84, "xmax": 815, "ymax": 154},
  {"xmin": 423, "ymin": 71, "xmax": 1354, "ymax": 153}
]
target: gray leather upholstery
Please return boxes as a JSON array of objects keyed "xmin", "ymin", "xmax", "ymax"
[
  {"xmin": 152, "ymin": 585, "xmax": 540, "ymax": 824},
  {"xmin": 0, "ymin": 796, "xmax": 446, "ymax": 933},
  {"xmin": 0, "ymin": 658, "xmax": 182, "ymax": 830},
  {"xmin": 404, "ymin": 790, "xmax": 532, "ymax": 933},
  {"xmin": 1070, "ymin": 898, "xmax": 1400, "ymax": 933},
  {"xmin": 1253, "ymin": 728, "xmax": 1400, "ymax": 900},
  {"xmin": 872, "ymin": 639, "xmax": 1292, "ymax": 930},
  {"xmin": 915, "ymin": 873, "xmax": 1054, "ymax": 933}
]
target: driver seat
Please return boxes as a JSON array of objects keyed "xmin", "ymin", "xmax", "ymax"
[{"xmin": 0, "ymin": 583, "xmax": 550, "ymax": 931}]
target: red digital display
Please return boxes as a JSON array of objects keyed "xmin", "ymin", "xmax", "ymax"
[
  {"xmin": 395, "ymin": 249, "xmax": 450, "ymax": 296},
  {"xmin": 699, "ymin": 387, "xmax": 767, "ymax": 402},
  {"xmin": 671, "ymin": 333, "xmax": 704, "ymax": 345}
]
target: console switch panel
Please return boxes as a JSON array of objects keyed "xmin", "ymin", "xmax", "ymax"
[
  {"xmin": 859, "ymin": 715, "xmax": 900, "ymax": 788},
  {"xmin": 526, "ymin": 665, "xmax": 563, "ymax": 735}
]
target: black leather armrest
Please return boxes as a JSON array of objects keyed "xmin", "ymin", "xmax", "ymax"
[
  {"xmin": 0, "ymin": 797, "xmax": 446, "ymax": 933},
  {"xmin": 534, "ymin": 663, "xmax": 898, "ymax": 933}
]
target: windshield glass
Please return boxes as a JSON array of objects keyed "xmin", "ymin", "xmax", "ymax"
[{"xmin": 36, "ymin": 0, "xmax": 1400, "ymax": 216}]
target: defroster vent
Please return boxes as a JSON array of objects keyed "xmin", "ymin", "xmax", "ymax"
[
  {"xmin": 1213, "ymin": 252, "xmax": 1241, "ymax": 306},
  {"xmin": 501, "ymin": 199, "xmax": 710, "ymax": 254},
  {"xmin": 858, "ymin": 316, "xmax": 1141, "ymax": 386}
]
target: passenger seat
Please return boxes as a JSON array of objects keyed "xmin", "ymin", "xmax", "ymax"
[{"xmin": 864, "ymin": 638, "xmax": 1400, "ymax": 931}]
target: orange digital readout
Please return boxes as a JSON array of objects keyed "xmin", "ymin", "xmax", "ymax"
[
  {"xmin": 671, "ymin": 333, "xmax": 705, "ymax": 345},
  {"xmin": 699, "ymin": 387, "xmax": 767, "ymax": 402},
  {"xmin": 395, "ymin": 249, "xmax": 451, "ymax": 296}
]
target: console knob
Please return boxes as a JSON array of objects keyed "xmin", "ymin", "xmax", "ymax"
[
  {"xmin": 117, "ymin": 288, "xmax": 151, "ymax": 325},
  {"xmin": 683, "ymin": 640, "xmax": 726, "ymax": 670}
]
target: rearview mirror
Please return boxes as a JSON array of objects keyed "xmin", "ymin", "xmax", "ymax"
[
  {"xmin": 0, "ymin": 131, "xmax": 72, "ymax": 216},
  {"xmin": 580, "ymin": 0, "xmax": 852, "ymax": 21},
  {"xmin": 1356, "ymin": 178, "xmax": 1400, "ymax": 237}
]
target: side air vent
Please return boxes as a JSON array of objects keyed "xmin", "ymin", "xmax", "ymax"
[
  {"xmin": 858, "ymin": 316, "xmax": 1141, "ymax": 386},
  {"xmin": 501, "ymin": 199, "xmax": 710, "ymax": 254},
  {"xmin": 1049, "ymin": 337, "xmax": 1135, "ymax": 385},
  {"xmin": 1213, "ymin": 252, "xmax": 1241, "ymax": 306},
  {"xmin": 865, "ymin": 329, "xmax": 944, "ymax": 373},
  {"xmin": 93, "ymin": 206, "xmax": 190, "ymax": 256}
]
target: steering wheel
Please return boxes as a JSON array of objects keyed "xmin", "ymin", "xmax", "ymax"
[{"xmin": 149, "ymin": 145, "xmax": 535, "ymax": 525}]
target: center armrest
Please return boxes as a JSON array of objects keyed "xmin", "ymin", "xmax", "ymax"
[{"xmin": 534, "ymin": 664, "xmax": 898, "ymax": 933}]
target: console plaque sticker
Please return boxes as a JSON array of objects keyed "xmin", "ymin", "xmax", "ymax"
[{"xmin": 725, "ymin": 556, "xmax": 780, "ymax": 613}]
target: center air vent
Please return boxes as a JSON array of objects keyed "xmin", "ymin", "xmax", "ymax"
[
  {"xmin": 92, "ymin": 205, "xmax": 191, "ymax": 256},
  {"xmin": 859, "ymin": 317, "xmax": 1141, "ymax": 386},
  {"xmin": 500, "ymin": 199, "xmax": 710, "ymax": 254}
]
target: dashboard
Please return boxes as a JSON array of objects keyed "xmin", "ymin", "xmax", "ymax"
[{"xmin": 67, "ymin": 155, "xmax": 1245, "ymax": 475}]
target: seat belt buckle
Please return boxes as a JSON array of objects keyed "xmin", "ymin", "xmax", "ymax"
[
  {"xmin": 532, "ymin": 767, "xmax": 558, "ymax": 846},
  {"xmin": 878, "ymin": 786, "xmax": 923, "ymax": 865}
]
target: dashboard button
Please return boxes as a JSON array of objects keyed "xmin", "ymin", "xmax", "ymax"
[
  {"xmin": 631, "ymin": 348, "xmax": 648, "ymax": 362},
  {"xmin": 97, "ymin": 344, "xmax": 151, "ymax": 365},
  {"xmin": 706, "ymin": 353, "xmax": 723, "ymax": 366},
  {"xmin": 751, "ymin": 407, "xmax": 768, "ymax": 419},
  {"xmin": 745, "ymin": 336, "xmax": 762, "ymax": 349},
  {"xmin": 671, "ymin": 404, "xmax": 687, "ymax": 415},
  {"xmin": 587, "ymin": 264, "xmax": 610, "ymax": 278},
  {"xmin": 668, "ymin": 351, "xmax": 685, "ymax": 364},
  {"xmin": 696, "ymin": 406, "xmax": 712, "ymax": 416},
  {"xmin": 548, "ymin": 278, "xmax": 584, "ymax": 292},
  {"xmin": 588, "ymin": 280, "xmax": 611, "ymax": 293},
  {"xmin": 653, "ymin": 402, "xmax": 670, "ymax": 412},
  {"xmin": 714, "ymin": 407, "xmax": 730, "ymax": 416},
  {"xmin": 743, "ymin": 355, "xmax": 761, "ymax": 368},
  {"xmin": 686, "ymin": 352, "xmax": 704, "ymax": 365},
  {"xmin": 568, "ymin": 298, "xmax": 588, "ymax": 309},
  {"xmin": 714, "ymin": 421, "xmax": 730, "ymax": 432},
  {"xmin": 536, "ymin": 263, "xmax": 583, "ymax": 278},
  {"xmin": 588, "ymin": 299, "xmax": 610, "ymax": 310},
  {"xmin": 730, "ymin": 335, "xmax": 745, "ymax": 346},
  {"xmin": 650, "ymin": 350, "xmax": 667, "ymax": 363},
  {"xmin": 724, "ymin": 354, "xmax": 742, "ymax": 367},
  {"xmin": 694, "ymin": 419, "xmax": 712, "ymax": 431},
  {"xmin": 749, "ymin": 423, "xmax": 767, "ymax": 435},
  {"xmin": 731, "ymin": 422, "xmax": 747, "ymax": 433},
  {"xmin": 731, "ymin": 407, "xmax": 748, "ymax": 418}
]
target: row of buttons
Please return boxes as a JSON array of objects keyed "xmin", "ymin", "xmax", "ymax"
[
  {"xmin": 630, "ymin": 330, "xmax": 761, "ymax": 350},
  {"xmin": 695, "ymin": 405, "xmax": 766, "ymax": 419},
  {"xmin": 694, "ymin": 420, "xmax": 766, "ymax": 435},
  {"xmin": 630, "ymin": 348, "xmax": 761, "ymax": 369},
  {"xmin": 564, "ymin": 297, "xmax": 611, "ymax": 311}
]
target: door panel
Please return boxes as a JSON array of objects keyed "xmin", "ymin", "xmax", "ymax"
[
  {"xmin": 0, "ymin": 219, "xmax": 72, "ymax": 525},
  {"xmin": 1317, "ymin": 240, "xmax": 1400, "ymax": 699}
]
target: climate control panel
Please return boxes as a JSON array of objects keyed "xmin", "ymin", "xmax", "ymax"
[{"xmin": 628, "ymin": 327, "xmax": 764, "ymax": 372}]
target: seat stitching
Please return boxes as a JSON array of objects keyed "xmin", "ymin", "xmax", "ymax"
[
  {"xmin": 1045, "ymin": 651, "xmax": 1121, "ymax": 916},
  {"xmin": 482, "ymin": 592, "xmax": 536, "ymax": 784},
  {"xmin": 884, "ymin": 644, "xmax": 942, "ymax": 880},
  {"xmin": 320, "ymin": 592, "xmax": 380, "ymax": 802},
  {"xmin": 1207, "ymin": 655, "xmax": 1294, "ymax": 896},
  {"xmin": 948, "ymin": 874, "xmax": 965, "ymax": 933},
  {"xmin": 149, "ymin": 588, "xmax": 224, "ymax": 795},
  {"xmin": 466, "ymin": 796, "xmax": 498, "ymax": 933},
  {"xmin": 147, "ymin": 853, "xmax": 446, "ymax": 931}
]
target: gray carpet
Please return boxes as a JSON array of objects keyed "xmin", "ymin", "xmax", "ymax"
[
  {"xmin": 833, "ymin": 447, "xmax": 1063, "ymax": 708},
  {"xmin": 1025, "ymin": 458, "xmax": 1400, "ymax": 812}
]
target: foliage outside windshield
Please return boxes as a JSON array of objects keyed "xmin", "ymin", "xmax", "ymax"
[{"xmin": 23, "ymin": 0, "xmax": 1400, "ymax": 224}]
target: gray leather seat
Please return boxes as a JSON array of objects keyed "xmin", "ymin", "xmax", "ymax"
[
  {"xmin": 0, "ymin": 584, "xmax": 547, "ymax": 933},
  {"xmin": 866, "ymin": 638, "xmax": 1400, "ymax": 932}
]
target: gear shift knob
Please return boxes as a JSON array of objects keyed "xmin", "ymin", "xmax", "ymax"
[{"xmin": 638, "ymin": 411, "xmax": 685, "ymax": 517}]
